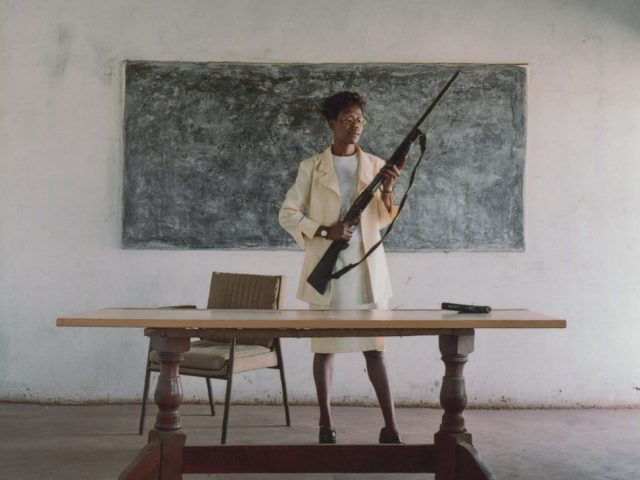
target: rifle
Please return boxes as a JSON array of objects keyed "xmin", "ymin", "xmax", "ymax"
[{"xmin": 307, "ymin": 70, "xmax": 460, "ymax": 295}]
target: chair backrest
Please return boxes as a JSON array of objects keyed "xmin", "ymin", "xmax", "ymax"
[
  {"xmin": 207, "ymin": 272, "xmax": 283, "ymax": 310},
  {"xmin": 205, "ymin": 272, "xmax": 284, "ymax": 347}
]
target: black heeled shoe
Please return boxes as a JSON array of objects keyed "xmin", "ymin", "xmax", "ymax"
[
  {"xmin": 379, "ymin": 427, "xmax": 404, "ymax": 444},
  {"xmin": 319, "ymin": 426, "xmax": 337, "ymax": 444}
]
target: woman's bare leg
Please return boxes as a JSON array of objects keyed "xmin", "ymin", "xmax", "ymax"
[
  {"xmin": 313, "ymin": 353, "xmax": 335, "ymax": 428},
  {"xmin": 363, "ymin": 350, "xmax": 400, "ymax": 436}
]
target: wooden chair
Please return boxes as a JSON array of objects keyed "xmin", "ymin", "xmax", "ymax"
[{"xmin": 138, "ymin": 272, "xmax": 290, "ymax": 444}]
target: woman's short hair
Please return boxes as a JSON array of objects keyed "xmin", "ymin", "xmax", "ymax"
[{"xmin": 320, "ymin": 91, "xmax": 366, "ymax": 121}]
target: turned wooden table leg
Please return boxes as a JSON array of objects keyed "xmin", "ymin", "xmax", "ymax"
[
  {"xmin": 434, "ymin": 331, "xmax": 495, "ymax": 480},
  {"xmin": 119, "ymin": 333, "xmax": 190, "ymax": 480},
  {"xmin": 434, "ymin": 332, "xmax": 474, "ymax": 480},
  {"xmin": 152, "ymin": 335, "xmax": 190, "ymax": 432},
  {"xmin": 151, "ymin": 335, "xmax": 190, "ymax": 480}
]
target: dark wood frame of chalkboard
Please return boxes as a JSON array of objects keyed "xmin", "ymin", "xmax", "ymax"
[{"xmin": 122, "ymin": 62, "xmax": 526, "ymax": 251}]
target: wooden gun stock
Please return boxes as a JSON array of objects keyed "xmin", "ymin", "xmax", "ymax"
[{"xmin": 306, "ymin": 240, "xmax": 347, "ymax": 294}]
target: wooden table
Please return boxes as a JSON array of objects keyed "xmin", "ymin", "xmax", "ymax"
[{"xmin": 57, "ymin": 308, "xmax": 565, "ymax": 480}]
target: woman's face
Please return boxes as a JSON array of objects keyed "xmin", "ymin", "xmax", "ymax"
[{"xmin": 329, "ymin": 105, "xmax": 366, "ymax": 146}]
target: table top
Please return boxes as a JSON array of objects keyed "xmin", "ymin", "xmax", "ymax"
[{"xmin": 56, "ymin": 308, "xmax": 566, "ymax": 330}]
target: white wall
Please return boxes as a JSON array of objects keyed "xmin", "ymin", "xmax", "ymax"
[{"xmin": 1, "ymin": 0, "xmax": 639, "ymax": 407}]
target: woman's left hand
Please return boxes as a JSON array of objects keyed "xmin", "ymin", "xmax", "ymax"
[{"xmin": 380, "ymin": 163, "xmax": 401, "ymax": 192}]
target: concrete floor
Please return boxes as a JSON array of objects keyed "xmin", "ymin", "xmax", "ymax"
[{"xmin": 0, "ymin": 403, "xmax": 638, "ymax": 479}]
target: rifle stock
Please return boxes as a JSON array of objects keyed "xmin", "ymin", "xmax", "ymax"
[
  {"xmin": 306, "ymin": 240, "xmax": 347, "ymax": 294},
  {"xmin": 307, "ymin": 71, "xmax": 460, "ymax": 295}
]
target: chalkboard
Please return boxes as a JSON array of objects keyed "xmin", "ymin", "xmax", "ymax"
[{"xmin": 123, "ymin": 62, "xmax": 526, "ymax": 251}]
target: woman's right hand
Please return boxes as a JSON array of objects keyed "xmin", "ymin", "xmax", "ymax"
[{"xmin": 327, "ymin": 221, "xmax": 355, "ymax": 241}]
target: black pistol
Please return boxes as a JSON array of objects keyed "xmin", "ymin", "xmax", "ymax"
[{"xmin": 442, "ymin": 302, "xmax": 492, "ymax": 314}]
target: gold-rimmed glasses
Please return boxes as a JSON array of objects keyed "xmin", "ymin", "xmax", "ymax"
[{"xmin": 338, "ymin": 114, "xmax": 367, "ymax": 127}]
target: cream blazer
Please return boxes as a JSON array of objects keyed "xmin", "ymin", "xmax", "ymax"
[{"xmin": 279, "ymin": 146, "xmax": 396, "ymax": 305}]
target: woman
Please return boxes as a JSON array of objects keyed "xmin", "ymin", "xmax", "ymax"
[{"xmin": 279, "ymin": 91, "xmax": 404, "ymax": 444}]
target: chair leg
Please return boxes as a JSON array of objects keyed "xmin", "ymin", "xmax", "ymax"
[
  {"xmin": 139, "ymin": 343, "xmax": 154, "ymax": 435},
  {"xmin": 221, "ymin": 338, "xmax": 236, "ymax": 445},
  {"xmin": 275, "ymin": 338, "xmax": 291, "ymax": 426},
  {"xmin": 138, "ymin": 369, "xmax": 151, "ymax": 435},
  {"xmin": 206, "ymin": 378, "xmax": 216, "ymax": 416},
  {"xmin": 221, "ymin": 374, "xmax": 233, "ymax": 444}
]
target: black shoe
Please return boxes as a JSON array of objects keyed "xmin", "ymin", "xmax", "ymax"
[
  {"xmin": 319, "ymin": 426, "xmax": 336, "ymax": 444},
  {"xmin": 379, "ymin": 427, "xmax": 404, "ymax": 444}
]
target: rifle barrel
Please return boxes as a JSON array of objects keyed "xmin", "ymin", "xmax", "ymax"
[{"xmin": 410, "ymin": 70, "xmax": 460, "ymax": 132}]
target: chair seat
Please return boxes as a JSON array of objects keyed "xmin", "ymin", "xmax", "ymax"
[{"xmin": 150, "ymin": 340, "xmax": 278, "ymax": 376}]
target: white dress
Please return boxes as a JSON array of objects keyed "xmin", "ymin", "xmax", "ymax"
[{"xmin": 310, "ymin": 154, "xmax": 386, "ymax": 354}]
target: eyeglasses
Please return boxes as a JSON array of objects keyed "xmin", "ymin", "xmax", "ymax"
[{"xmin": 338, "ymin": 115, "xmax": 367, "ymax": 127}]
